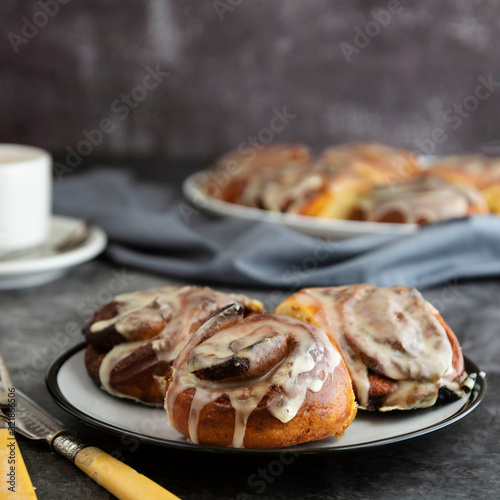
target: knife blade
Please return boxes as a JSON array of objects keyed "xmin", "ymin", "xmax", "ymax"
[{"xmin": 11, "ymin": 389, "xmax": 180, "ymax": 500}]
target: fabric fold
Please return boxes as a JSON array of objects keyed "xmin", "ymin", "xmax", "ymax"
[{"xmin": 54, "ymin": 169, "xmax": 500, "ymax": 289}]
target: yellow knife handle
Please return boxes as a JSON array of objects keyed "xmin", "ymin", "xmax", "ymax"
[
  {"xmin": 52, "ymin": 434, "xmax": 180, "ymax": 500},
  {"xmin": 0, "ymin": 427, "xmax": 37, "ymax": 499}
]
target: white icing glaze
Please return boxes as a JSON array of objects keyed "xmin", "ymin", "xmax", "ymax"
[
  {"xmin": 359, "ymin": 176, "xmax": 485, "ymax": 224},
  {"xmin": 428, "ymin": 154, "xmax": 500, "ymax": 187},
  {"xmin": 239, "ymin": 163, "xmax": 323, "ymax": 214},
  {"xmin": 319, "ymin": 142, "xmax": 418, "ymax": 183},
  {"xmin": 187, "ymin": 324, "xmax": 281, "ymax": 373},
  {"xmin": 98, "ymin": 340, "xmax": 147, "ymax": 403},
  {"xmin": 287, "ymin": 285, "xmax": 464, "ymax": 410},
  {"xmin": 91, "ymin": 286, "xmax": 263, "ymax": 403},
  {"xmin": 90, "ymin": 286, "xmax": 185, "ymax": 335},
  {"xmin": 166, "ymin": 312, "xmax": 341, "ymax": 448},
  {"xmin": 207, "ymin": 144, "xmax": 312, "ymax": 200}
]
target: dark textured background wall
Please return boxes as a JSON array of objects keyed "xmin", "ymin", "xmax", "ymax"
[{"xmin": 2, "ymin": 0, "xmax": 500, "ymax": 163}]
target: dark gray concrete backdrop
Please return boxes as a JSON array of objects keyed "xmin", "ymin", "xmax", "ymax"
[{"xmin": 2, "ymin": 0, "xmax": 500, "ymax": 163}]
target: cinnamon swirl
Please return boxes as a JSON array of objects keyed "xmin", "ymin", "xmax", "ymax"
[
  {"xmin": 83, "ymin": 286, "xmax": 263, "ymax": 406},
  {"xmin": 353, "ymin": 176, "xmax": 488, "ymax": 225},
  {"xmin": 276, "ymin": 285, "xmax": 468, "ymax": 411},
  {"xmin": 236, "ymin": 159, "xmax": 371, "ymax": 220},
  {"xmin": 318, "ymin": 142, "xmax": 420, "ymax": 185},
  {"xmin": 426, "ymin": 154, "xmax": 500, "ymax": 214},
  {"xmin": 165, "ymin": 304, "xmax": 357, "ymax": 448},
  {"xmin": 204, "ymin": 143, "xmax": 312, "ymax": 203},
  {"xmin": 203, "ymin": 142, "xmax": 423, "ymax": 221}
]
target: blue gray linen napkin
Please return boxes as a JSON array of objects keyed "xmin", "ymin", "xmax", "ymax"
[{"xmin": 53, "ymin": 169, "xmax": 500, "ymax": 289}]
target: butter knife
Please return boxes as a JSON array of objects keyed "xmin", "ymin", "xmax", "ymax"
[{"xmin": 7, "ymin": 389, "xmax": 180, "ymax": 500}]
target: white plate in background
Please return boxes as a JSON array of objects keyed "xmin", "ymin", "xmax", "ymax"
[{"xmin": 183, "ymin": 172, "xmax": 419, "ymax": 239}]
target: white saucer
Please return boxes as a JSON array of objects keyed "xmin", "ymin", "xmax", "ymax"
[{"xmin": 0, "ymin": 215, "xmax": 107, "ymax": 290}]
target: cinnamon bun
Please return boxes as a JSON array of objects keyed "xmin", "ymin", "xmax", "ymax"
[
  {"xmin": 318, "ymin": 142, "xmax": 420, "ymax": 185},
  {"xmin": 202, "ymin": 142, "xmax": 423, "ymax": 221},
  {"xmin": 353, "ymin": 175, "xmax": 488, "ymax": 225},
  {"xmin": 238, "ymin": 162, "xmax": 324, "ymax": 214},
  {"xmin": 426, "ymin": 154, "xmax": 500, "ymax": 214},
  {"xmin": 203, "ymin": 143, "xmax": 312, "ymax": 203},
  {"xmin": 276, "ymin": 285, "xmax": 468, "ymax": 411},
  {"xmin": 165, "ymin": 304, "xmax": 357, "ymax": 448},
  {"xmin": 236, "ymin": 159, "xmax": 371, "ymax": 220},
  {"xmin": 83, "ymin": 286, "xmax": 263, "ymax": 406}
]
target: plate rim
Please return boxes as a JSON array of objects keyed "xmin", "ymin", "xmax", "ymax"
[
  {"xmin": 46, "ymin": 342, "xmax": 487, "ymax": 455},
  {"xmin": 182, "ymin": 171, "xmax": 420, "ymax": 237},
  {"xmin": 0, "ymin": 215, "xmax": 107, "ymax": 275}
]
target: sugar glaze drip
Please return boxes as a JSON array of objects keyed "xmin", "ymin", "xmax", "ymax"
[
  {"xmin": 91, "ymin": 286, "xmax": 263, "ymax": 402},
  {"xmin": 166, "ymin": 305, "xmax": 340, "ymax": 448},
  {"xmin": 287, "ymin": 285, "xmax": 465, "ymax": 410}
]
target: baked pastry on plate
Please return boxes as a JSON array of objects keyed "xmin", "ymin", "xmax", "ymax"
[
  {"xmin": 204, "ymin": 143, "xmax": 312, "ymax": 203},
  {"xmin": 276, "ymin": 284, "xmax": 469, "ymax": 411},
  {"xmin": 237, "ymin": 161, "xmax": 324, "ymax": 214},
  {"xmin": 426, "ymin": 154, "xmax": 500, "ymax": 214},
  {"xmin": 353, "ymin": 175, "xmax": 488, "ymax": 225},
  {"xmin": 236, "ymin": 160, "xmax": 371, "ymax": 220},
  {"xmin": 318, "ymin": 142, "xmax": 421, "ymax": 185},
  {"xmin": 165, "ymin": 304, "xmax": 357, "ymax": 448},
  {"xmin": 83, "ymin": 285, "xmax": 263, "ymax": 406},
  {"xmin": 203, "ymin": 142, "xmax": 423, "ymax": 221}
]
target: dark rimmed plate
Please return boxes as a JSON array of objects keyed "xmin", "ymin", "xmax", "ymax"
[{"xmin": 46, "ymin": 343, "xmax": 486, "ymax": 454}]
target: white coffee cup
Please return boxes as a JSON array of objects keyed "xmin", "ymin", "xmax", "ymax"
[{"xmin": 0, "ymin": 144, "xmax": 52, "ymax": 253}]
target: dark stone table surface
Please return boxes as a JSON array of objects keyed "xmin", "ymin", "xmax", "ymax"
[{"xmin": 2, "ymin": 262, "xmax": 499, "ymax": 499}]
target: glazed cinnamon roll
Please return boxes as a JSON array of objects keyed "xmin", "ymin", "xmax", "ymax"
[
  {"xmin": 276, "ymin": 285, "xmax": 469, "ymax": 411},
  {"xmin": 203, "ymin": 142, "xmax": 422, "ymax": 221},
  {"xmin": 299, "ymin": 170, "xmax": 373, "ymax": 219},
  {"xmin": 298, "ymin": 141, "xmax": 421, "ymax": 218},
  {"xmin": 318, "ymin": 142, "xmax": 420, "ymax": 185},
  {"xmin": 238, "ymin": 162, "xmax": 324, "ymax": 213},
  {"xmin": 203, "ymin": 143, "xmax": 312, "ymax": 203},
  {"xmin": 426, "ymin": 154, "xmax": 500, "ymax": 214},
  {"xmin": 83, "ymin": 286, "xmax": 263, "ymax": 406},
  {"xmin": 353, "ymin": 176, "xmax": 488, "ymax": 225},
  {"xmin": 236, "ymin": 160, "xmax": 371, "ymax": 219},
  {"xmin": 165, "ymin": 305, "xmax": 357, "ymax": 448}
]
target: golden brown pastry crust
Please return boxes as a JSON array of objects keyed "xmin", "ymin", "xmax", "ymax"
[
  {"xmin": 204, "ymin": 143, "xmax": 312, "ymax": 203},
  {"xmin": 276, "ymin": 285, "xmax": 467, "ymax": 411},
  {"xmin": 234, "ymin": 160, "xmax": 372, "ymax": 220},
  {"xmin": 425, "ymin": 154, "xmax": 500, "ymax": 189},
  {"xmin": 318, "ymin": 142, "xmax": 420, "ymax": 185},
  {"xmin": 204, "ymin": 142, "xmax": 422, "ymax": 221},
  {"xmin": 169, "ymin": 373, "xmax": 355, "ymax": 449},
  {"xmin": 426, "ymin": 154, "xmax": 500, "ymax": 214},
  {"xmin": 353, "ymin": 175, "xmax": 488, "ymax": 225},
  {"xmin": 165, "ymin": 305, "xmax": 357, "ymax": 448}
]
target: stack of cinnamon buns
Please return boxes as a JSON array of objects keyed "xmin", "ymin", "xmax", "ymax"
[
  {"xmin": 83, "ymin": 284, "xmax": 470, "ymax": 449},
  {"xmin": 201, "ymin": 142, "xmax": 500, "ymax": 225}
]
